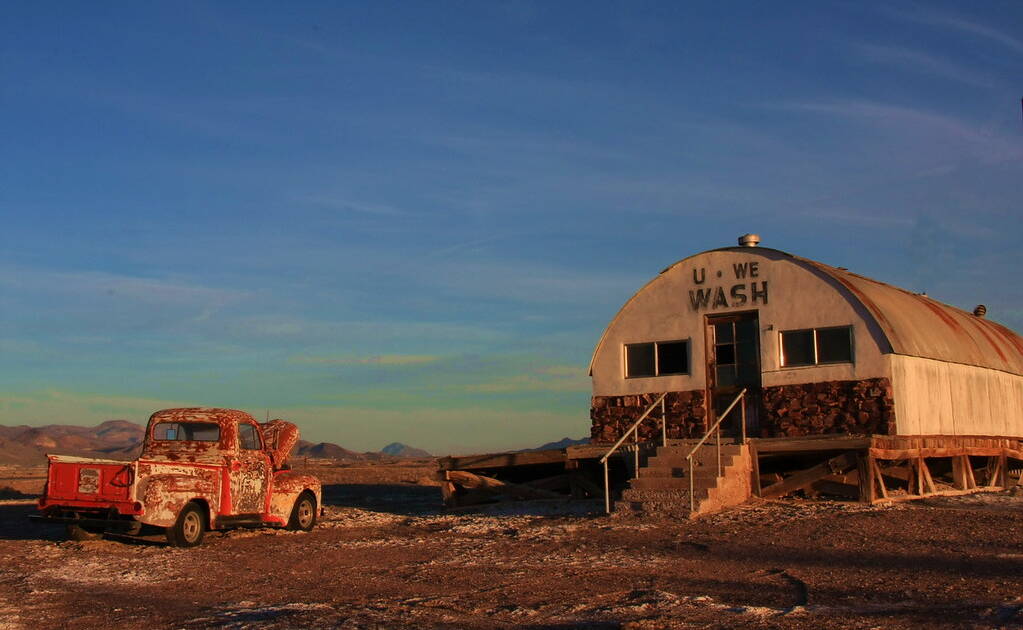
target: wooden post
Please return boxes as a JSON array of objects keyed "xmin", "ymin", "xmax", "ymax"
[
  {"xmin": 999, "ymin": 453, "xmax": 1009, "ymax": 489},
  {"xmin": 919, "ymin": 458, "xmax": 936, "ymax": 494},
  {"xmin": 858, "ymin": 453, "xmax": 876, "ymax": 504},
  {"xmin": 952, "ymin": 455, "xmax": 968, "ymax": 490},
  {"xmin": 984, "ymin": 456, "xmax": 1000, "ymax": 488},
  {"xmin": 871, "ymin": 458, "xmax": 889, "ymax": 499},
  {"xmin": 964, "ymin": 455, "xmax": 977, "ymax": 489}
]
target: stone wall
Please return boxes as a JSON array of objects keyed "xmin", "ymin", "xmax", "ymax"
[
  {"xmin": 758, "ymin": 377, "xmax": 895, "ymax": 437},
  {"xmin": 590, "ymin": 378, "xmax": 896, "ymax": 443},
  {"xmin": 590, "ymin": 390, "xmax": 707, "ymax": 444}
]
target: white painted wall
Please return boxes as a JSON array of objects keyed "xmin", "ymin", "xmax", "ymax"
[
  {"xmin": 889, "ymin": 354, "xmax": 1023, "ymax": 437},
  {"xmin": 591, "ymin": 248, "xmax": 889, "ymax": 396}
]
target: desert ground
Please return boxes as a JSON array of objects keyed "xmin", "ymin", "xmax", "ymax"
[{"xmin": 1, "ymin": 463, "xmax": 1022, "ymax": 629}]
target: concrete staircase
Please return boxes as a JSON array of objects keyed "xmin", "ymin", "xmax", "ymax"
[{"xmin": 615, "ymin": 441, "xmax": 753, "ymax": 517}]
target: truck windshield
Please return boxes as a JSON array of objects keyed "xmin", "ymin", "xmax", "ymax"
[{"xmin": 153, "ymin": 422, "xmax": 220, "ymax": 442}]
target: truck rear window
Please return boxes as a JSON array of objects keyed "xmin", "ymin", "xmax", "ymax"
[{"xmin": 153, "ymin": 422, "xmax": 220, "ymax": 442}]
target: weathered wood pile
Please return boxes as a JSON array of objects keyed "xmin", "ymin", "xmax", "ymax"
[
  {"xmin": 590, "ymin": 390, "xmax": 707, "ymax": 444},
  {"xmin": 759, "ymin": 378, "xmax": 895, "ymax": 437}
]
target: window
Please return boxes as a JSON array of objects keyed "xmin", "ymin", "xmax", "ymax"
[
  {"xmin": 625, "ymin": 340, "xmax": 689, "ymax": 378},
  {"xmin": 238, "ymin": 423, "xmax": 262, "ymax": 450},
  {"xmin": 780, "ymin": 326, "xmax": 853, "ymax": 367},
  {"xmin": 713, "ymin": 318, "xmax": 759, "ymax": 387},
  {"xmin": 153, "ymin": 422, "xmax": 220, "ymax": 442}
]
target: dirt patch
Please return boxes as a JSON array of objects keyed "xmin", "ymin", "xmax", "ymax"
[{"xmin": 2, "ymin": 482, "xmax": 1023, "ymax": 628}]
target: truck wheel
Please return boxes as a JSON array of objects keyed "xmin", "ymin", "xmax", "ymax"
[
  {"xmin": 66, "ymin": 523, "xmax": 104, "ymax": 541},
  {"xmin": 287, "ymin": 492, "xmax": 317, "ymax": 531},
  {"xmin": 166, "ymin": 502, "xmax": 206, "ymax": 547}
]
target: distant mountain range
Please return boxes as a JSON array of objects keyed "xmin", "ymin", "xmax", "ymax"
[
  {"xmin": 0, "ymin": 421, "xmax": 433, "ymax": 465},
  {"xmin": 380, "ymin": 442, "xmax": 432, "ymax": 458},
  {"xmin": 523, "ymin": 436, "xmax": 590, "ymax": 451}
]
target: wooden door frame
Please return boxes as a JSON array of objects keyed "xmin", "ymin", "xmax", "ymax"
[{"xmin": 704, "ymin": 310, "xmax": 762, "ymax": 435}]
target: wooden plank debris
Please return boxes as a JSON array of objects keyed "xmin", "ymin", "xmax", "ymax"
[{"xmin": 761, "ymin": 452, "xmax": 857, "ymax": 499}]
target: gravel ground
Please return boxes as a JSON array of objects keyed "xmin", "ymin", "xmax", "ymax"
[{"xmin": 1, "ymin": 486, "xmax": 1022, "ymax": 629}]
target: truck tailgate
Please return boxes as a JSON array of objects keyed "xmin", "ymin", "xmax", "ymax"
[{"xmin": 45, "ymin": 455, "xmax": 134, "ymax": 504}]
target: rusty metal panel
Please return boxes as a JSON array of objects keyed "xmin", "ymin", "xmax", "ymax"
[{"xmin": 802, "ymin": 260, "xmax": 1023, "ymax": 376}]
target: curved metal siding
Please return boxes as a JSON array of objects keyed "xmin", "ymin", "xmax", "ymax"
[
  {"xmin": 795, "ymin": 258, "xmax": 1023, "ymax": 377},
  {"xmin": 589, "ymin": 246, "xmax": 1023, "ymax": 378}
]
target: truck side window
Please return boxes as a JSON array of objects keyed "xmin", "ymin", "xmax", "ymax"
[{"xmin": 238, "ymin": 423, "xmax": 262, "ymax": 450}]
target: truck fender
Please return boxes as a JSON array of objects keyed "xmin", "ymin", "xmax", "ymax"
[
  {"xmin": 138, "ymin": 474, "xmax": 217, "ymax": 528},
  {"xmin": 268, "ymin": 472, "xmax": 322, "ymax": 523}
]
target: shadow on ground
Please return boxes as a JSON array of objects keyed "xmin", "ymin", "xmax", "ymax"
[
  {"xmin": 321, "ymin": 483, "xmax": 443, "ymax": 515},
  {"xmin": 0, "ymin": 502, "xmax": 64, "ymax": 541}
]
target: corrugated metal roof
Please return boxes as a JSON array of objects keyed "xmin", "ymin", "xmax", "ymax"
[
  {"xmin": 796, "ymin": 255, "xmax": 1023, "ymax": 376},
  {"xmin": 588, "ymin": 246, "xmax": 1023, "ymax": 377}
]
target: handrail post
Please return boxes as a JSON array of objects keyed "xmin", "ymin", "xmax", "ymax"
[
  {"xmin": 688, "ymin": 455, "xmax": 694, "ymax": 514},
  {"xmin": 633, "ymin": 426, "xmax": 639, "ymax": 477},
  {"xmin": 603, "ymin": 460, "xmax": 610, "ymax": 514},
  {"xmin": 740, "ymin": 392, "xmax": 747, "ymax": 444},
  {"xmin": 716, "ymin": 425, "xmax": 721, "ymax": 476},
  {"xmin": 598, "ymin": 391, "xmax": 669, "ymax": 515},
  {"xmin": 661, "ymin": 398, "xmax": 667, "ymax": 448}
]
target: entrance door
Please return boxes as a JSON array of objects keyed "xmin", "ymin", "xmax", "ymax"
[{"xmin": 706, "ymin": 312, "xmax": 761, "ymax": 437}]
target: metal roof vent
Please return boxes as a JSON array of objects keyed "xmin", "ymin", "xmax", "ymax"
[
  {"xmin": 738, "ymin": 233, "xmax": 760, "ymax": 247},
  {"xmin": 973, "ymin": 304, "xmax": 987, "ymax": 318}
]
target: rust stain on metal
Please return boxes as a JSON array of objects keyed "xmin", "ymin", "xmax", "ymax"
[
  {"xmin": 806, "ymin": 257, "xmax": 1023, "ymax": 376},
  {"xmin": 35, "ymin": 407, "xmax": 322, "ymax": 545}
]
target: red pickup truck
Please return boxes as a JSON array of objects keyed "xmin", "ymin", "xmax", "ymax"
[{"xmin": 32, "ymin": 408, "xmax": 322, "ymax": 547}]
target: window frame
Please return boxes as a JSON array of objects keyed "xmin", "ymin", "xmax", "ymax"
[
  {"xmin": 238, "ymin": 422, "xmax": 263, "ymax": 451},
  {"xmin": 624, "ymin": 339, "xmax": 691, "ymax": 378},
  {"xmin": 152, "ymin": 421, "xmax": 221, "ymax": 443},
  {"xmin": 779, "ymin": 325, "xmax": 854, "ymax": 368}
]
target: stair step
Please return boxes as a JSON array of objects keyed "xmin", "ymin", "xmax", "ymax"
[
  {"xmin": 614, "ymin": 501, "xmax": 694, "ymax": 518},
  {"xmin": 638, "ymin": 466, "xmax": 722, "ymax": 479},
  {"xmin": 656, "ymin": 444, "xmax": 743, "ymax": 457},
  {"xmin": 644, "ymin": 454, "xmax": 736, "ymax": 469},
  {"xmin": 629, "ymin": 477, "xmax": 718, "ymax": 491},
  {"xmin": 620, "ymin": 487, "xmax": 709, "ymax": 503}
]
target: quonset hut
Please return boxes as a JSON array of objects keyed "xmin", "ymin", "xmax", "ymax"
[{"xmin": 590, "ymin": 235, "xmax": 1023, "ymax": 515}]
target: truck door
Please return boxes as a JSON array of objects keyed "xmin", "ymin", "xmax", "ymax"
[{"xmin": 230, "ymin": 422, "xmax": 271, "ymax": 515}]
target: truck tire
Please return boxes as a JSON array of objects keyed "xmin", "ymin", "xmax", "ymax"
[
  {"xmin": 66, "ymin": 523, "xmax": 104, "ymax": 541},
  {"xmin": 287, "ymin": 492, "xmax": 317, "ymax": 531},
  {"xmin": 166, "ymin": 502, "xmax": 206, "ymax": 547}
]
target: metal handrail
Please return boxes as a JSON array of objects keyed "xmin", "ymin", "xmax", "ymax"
[
  {"xmin": 686, "ymin": 388, "xmax": 747, "ymax": 514},
  {"xmin": 599, "ymin": 392, "xmax": 668, "ymax": 514}
]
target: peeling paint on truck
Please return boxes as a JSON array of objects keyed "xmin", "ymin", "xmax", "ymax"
[{"xmin": 34, "ymin": 408, "xmax": 321, "ymax": 547}]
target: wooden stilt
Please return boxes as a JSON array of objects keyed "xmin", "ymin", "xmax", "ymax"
[
  {"xmin": 919, "ymin": 458, "xmax": 936, "ymax": 494},
  {"xmin": 858, "ymin": 454, "xmax": 876, "ymax": 504},
  {"xmin": 904, "ymin": 460, "xmax": 919, "ymax": 496},
  {"xmin": 964, "ymin": 455, "xmax": 977, "ymax": 489},
  {"xmin": 984, "ymin": 457, "xmax": 1000, "ymax": 488},
  {"xmin": 871, "ymin": 458, "xmax": 889, "ymax": 499},
  {"xmin": 952, "ymin": 455, "xmax": 968, "ymax": 490}
]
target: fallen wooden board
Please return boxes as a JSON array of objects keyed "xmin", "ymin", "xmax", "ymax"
[
  {"xmin": 760, "ymin": 452, "xmax": 858, "ymax": 499},
  {"xmin": 437, "ymin": 449, "xmax": 568, "ymax": 471},
  {"xmin": 444, "ymin": 470, "xmax": 565, "ymax": 505}
]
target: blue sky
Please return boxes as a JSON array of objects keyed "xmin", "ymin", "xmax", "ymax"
[{"xmin": 2, "ymin": 2, "xmax": 1021, "ymax": 453}]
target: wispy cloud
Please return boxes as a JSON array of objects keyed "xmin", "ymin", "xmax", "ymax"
[
  {"xmin": 289, "ymin": 354, "xmax": 442, "ymax": 366},
  {"xmin": 849, "ymin": 43, "xmax": 994, "ymax": 88},
  {"xmin": 775, "ymin": 99, "xmax": 1023, "ymax": 164},
  {"xmin": 0, "ymin": 267, "xmax": 245, "ymax": 307},
  {"xmin": 463, "ymin": 364, "xmax": 589, "ymax": 393},
  {"xmin": 0, "ymin": 389, "xmax": 194, "ymax": 425},
  {"xmin": 886, "ymin": 6, "xmax": 1023, "ymax": 54},
  {"xmin": 297, "ymin": 195, "xmax": 413, "ymax": 217}
]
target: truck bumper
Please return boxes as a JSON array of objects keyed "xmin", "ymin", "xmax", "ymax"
[{"xmin": 29, "ymin": 509, "xmax": 142, "ymax": 534}]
